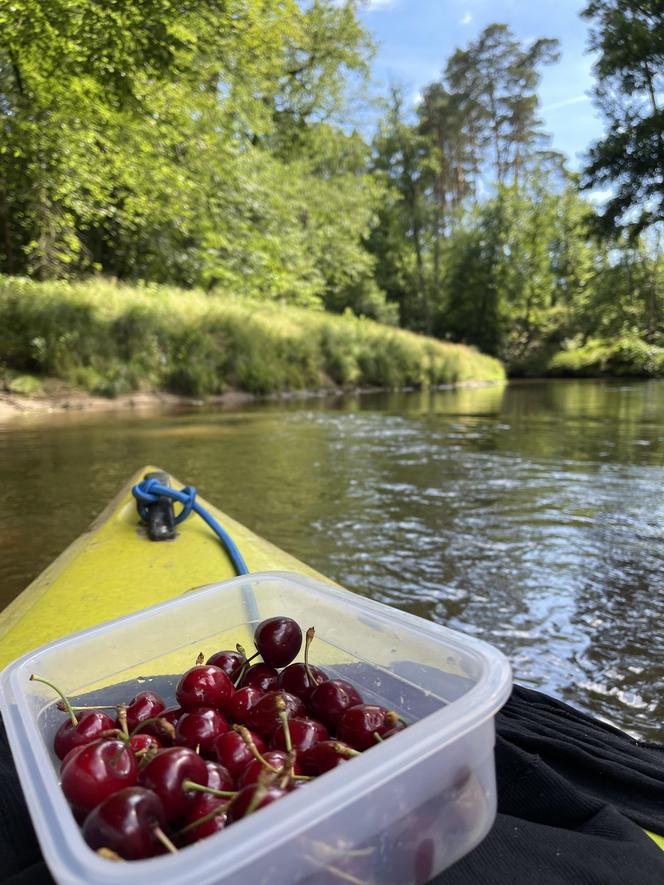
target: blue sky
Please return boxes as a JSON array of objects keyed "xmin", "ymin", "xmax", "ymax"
[{"xmin": 358, "ymin": 0, "xmax": 604, "ymax": 170}]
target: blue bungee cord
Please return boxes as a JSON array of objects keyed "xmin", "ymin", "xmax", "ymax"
[{"xmin": 131, "ymin": 478, "xmax": 249, "ymax": 576}]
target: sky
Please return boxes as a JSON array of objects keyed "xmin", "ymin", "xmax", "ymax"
[{"xmin": 357, "ymin": 0, "xmax": 604, "ymax": 171}]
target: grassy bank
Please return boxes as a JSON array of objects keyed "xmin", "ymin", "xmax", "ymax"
[{"xmin": 0, "ymin": 277, "xmax": 505, "ymax": 398}]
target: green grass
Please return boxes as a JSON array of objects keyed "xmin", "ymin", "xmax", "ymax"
[
  {"xmin": 547, "ymin": 336, "xmax": 664, "ymax": 378},
  {"xmin": 0, "ymin": 276, "xmax": 505, "ymax": 398}
]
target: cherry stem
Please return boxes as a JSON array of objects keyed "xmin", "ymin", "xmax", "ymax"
[
  {"xmin": 304, "ymin": 626, "xmax": 318, "ymax": 687},
  {"xmin": 245, "ymin": 781, "xmax": 268, "ymax": 817},
  {"xmin": 232, "ymin": 651, "xmax": 260, "ymax": 687},
  {"xmin": 385, "ymin": 711, "xmax": 408, "ymax": 727},
  {"xmin": 195, "ymin": 652, "xmax": 205, "ymax": 666},
  {"xmin": 373, "ymin": 732, "xmax": 384, "ymax": 743},
  {"xmin": 332, "ymin": 742, "xmax": 361, "ymax": 758},
  {"xmin": 176, "ymin": 801, "xmax": 230, "ymax": 836},
  {"xmin": 234, "ymin": 725, "xmax": 279, "ymax": 772},
  {"xmin": 181, "ymin": 780, "xmax": 236, "ymax": 798},
  {"xmin": 97, "ymin": 847, "xmax": 124, "ymax": 861},
  {"xmin": 30, "ymin": 674, "xmax": 77, "ymax": 727},
  {"xmin": 275, "ymin": 696, "xmax": 292, "ymax": 754},
  {"xmin": 116, "ymin": 705, "xmax": 129, "ymax": 740},
  {"xmin": 153, "ymin": 826, "xmax": 178, "ymax": 854},
  {"xmin": 130, "ymin": 717, "xmax": 176, "ymax": 741},
  {"xmin": 58, "ymin": 702, "xmax": 117, "ymax": 711}
]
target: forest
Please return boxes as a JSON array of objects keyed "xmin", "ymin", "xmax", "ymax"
[{"xmin": 1, "ymin": 0, "xmax": 663, "ymax": 387}]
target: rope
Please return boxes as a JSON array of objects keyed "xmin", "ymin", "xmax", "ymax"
[{"xmin": 131, "ymin": 478, "xmax": 249, "ymax": 576}]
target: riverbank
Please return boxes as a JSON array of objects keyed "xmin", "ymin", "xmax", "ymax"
[{"xmin": 0, "ymin": 276, "xmax": 505, "ymax": 406}]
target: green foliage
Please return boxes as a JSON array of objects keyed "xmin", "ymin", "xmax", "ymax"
[
  {"xmin": 549, "ymin": 336, "xmax": 664, "ymax": 377},
  {"xmin": 581, "ymin": 0, "xmax": 664, "ymax": 235},
  {"xmin": 0, "ymin": 276, "xmax": 506, "ymax": 397}
]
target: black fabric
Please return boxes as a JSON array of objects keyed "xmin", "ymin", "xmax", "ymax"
[{"xmin": 1, "ymin": 685, "xmax": 663, "ymax": 884}]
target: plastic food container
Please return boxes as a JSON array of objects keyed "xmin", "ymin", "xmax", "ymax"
[{"xmin": 0, "ymin": 571, "xmax": 511, "ymax": 885}]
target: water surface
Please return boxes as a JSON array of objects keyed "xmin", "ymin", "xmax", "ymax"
[{"xmin": 1, "ymin": 379, "xmax": 662, "ymax": 739}]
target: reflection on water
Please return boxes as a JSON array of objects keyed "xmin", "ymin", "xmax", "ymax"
[{"xmin": 1, "ymin": 379, "xmax": 663, "ymax": 739}]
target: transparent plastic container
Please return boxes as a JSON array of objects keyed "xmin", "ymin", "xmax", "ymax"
[{"xmin": 0, "ymin": 571, "xmax": 511, "ymax": 885}]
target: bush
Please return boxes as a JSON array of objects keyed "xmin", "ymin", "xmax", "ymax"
[{"xmin": 0, "ymin": 275, "xmax": 506, "ymax": 397}]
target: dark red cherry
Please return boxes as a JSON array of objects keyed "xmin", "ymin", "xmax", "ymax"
[
  {"xmin": 240, "ymin": 663, "xmax": 279, "ymax": 693},
  {"xmin": 245, "ymin": 691, "xmax": 306, "ymax": 738},
  {"xmin": 277, "ymin": 663, "xmax": 328, "ymax": 702},
  {"xmin": 82, "ymin": 787, "xmax": 167, "ymax": 860},
  {"xmin": 181, "ymin": 795, "xmax": 228, "ymax": 844},
  {"xmin": 125, "ymin": 691, "xmax": 166, "ymax": 733},
  {"xmin": 226, "ymin": 782, "xmax": 288, "ymax": 822},
  {"xmin": 254, "ymin": 617, "xmax": 302, "ymax": 668},
  {"xmin": 337, "ymin": 704, "xmax": 398, "ymax": 751},
  {"xmin": 225, "ymin": 686, "xmax": 264, "ymax": 723},
  {"xmin": 176, "ymin": 664, "xmax": 234, "ymax": 711},
  {"xmin": 53, "ymin": 710, "xmax": 115, "ymax": 760},
  {"xmin": 299, "ymin": 740, "xmax": 360, "ymax": 775},
  {"xmin": 139, "ymin": 705, "xmax": 182, "ymax": 744},
  {"xmin": 138, "ymin": 746, "xmax": 209, "ymax": 821},
  {"xmin": 308, "ymin": 679, "xmax": 363, "ymax": 730},
  {"xmin": 210, "ymin": 729, "xmax": 267, "ymax": 780},
  {"xmin": 129, "ymin": 733, "xmax": 161, "ymax": 755},
  {"xmin": 204, "ymin": 760, "xmax": 235, "ymax": 793},
  {"xmin": 175, "ymin": 706, "xmax": 229, "ymax": 754},
  {"xmin": 270, "ymin": 717, "xmax": 329, "ymax": 753},
  {"xmin": 61, "ymin": 739, "xmax": 138, "ymax": 812},
  {"xmin": 206, "ymin": 649, "xmax": 245, "ymax": 678},
  {"xmin": 237, "ymin": 750, "xmax": 301, "ymax": 788}
]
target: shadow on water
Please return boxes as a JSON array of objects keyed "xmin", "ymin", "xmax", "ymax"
[{"xmin": 1, "ymin": 378, "xmax": 663, "ymax": 738}]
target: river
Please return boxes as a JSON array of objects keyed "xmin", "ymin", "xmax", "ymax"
[{"xmin": 1, "ymin": 379, "xmax": 662, "ymax": 740}]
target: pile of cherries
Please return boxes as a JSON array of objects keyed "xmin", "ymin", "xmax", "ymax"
[{"xmin": 34, "ymin": 616, "xmax": 407, "ymax": 862}]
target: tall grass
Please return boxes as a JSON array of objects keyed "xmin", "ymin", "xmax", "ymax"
[{"xmin": 0, "ymin": 276, "xmax": 505, "ymax": 397}]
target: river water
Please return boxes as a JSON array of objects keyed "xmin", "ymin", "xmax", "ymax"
[{"xmin": 1, "ymin": 379, "xmax": 663, "ymax": 740}]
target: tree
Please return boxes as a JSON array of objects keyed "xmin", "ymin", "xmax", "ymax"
[
  {"xmin": 445, "ymin": 24, "xmax": 559, "ymax": 187},
  {"xmin": 582, "ymin": 0, "xmax": 664, "ymax": 235}
]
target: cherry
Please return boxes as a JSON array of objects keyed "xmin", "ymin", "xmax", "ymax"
[
  {"xmin": 206, "ymin": 649, "xmax": 245, "ymax": 677},
  {"xmin": 298, "ymin": 740, "xmax": 360, "ymax": 775},
  {"xmin": 61, "ymin": 739, "xmax": 138, "ymax": 812},
  {"xmin": 29, "ymin": 674, "xmax": 116, "ymax": 760},
  {"xmin": 53, "ymin": 709, "xmax": 116, "ymax": 760},
  {"xmin": 277, "ymin": 625, "xmax": 328, "ymax": 702},
  {"xmin": 277, "ymin": 664, "xmax": 328, "ymax": 702},
  {"xmin": 129, "ymin": 733, "xmax": 161, "ymax": 755},
  {"xmin": 82, "ymin": 787, "xmax": 171, "ymax": 859},
  {"xmin": 125, "ymin": 691, "xmax": 166, "ymax": 733},
  {"xmin": 225, "ymin": 686, "xmax": 264, "ymax": 724},
  {"xmin": 245, "ymin": 691, "xmax": 306, "ymax": 738},
  {"xmin": 337, "ymin": 704, "xmax": 402, "ymax": 751},
  {"xmin": 308, "ymin": 679, "xmax": 364, "ymax": 731},
  {"xmin": 237, "ymin": 750, "xmax": 301, "ymax": 788},
  {"xmin": 240, "ymin": 663, "xmax": 279, "ymax": 693},
  {"xmin": 178, "ymin": 761, "xmax": 233, "ymax": 844},
  {"xmin": 138, "ymin": 746, "xmax": 209, "ymax": 821},
  {"xmin": 210, "ymin": 729, "xmax": 267, "ymax": 780},
  {"xmin": 270, "ymin": 717, "xmax": 329, "ymax": 753},
  {"xmin": 254, "ymin": 617, "xmax": 302, "ymax": 668},
  {"xmin": 204, "ymin": 760, "xmax": 235, "ymax": 793},
  {"xmin": 174, "ymin": 706, "xmax": 229, "ymax": 754},
  {"xmin": 226, "ymin": 782, "xmax": 288, "ymax": 823},
  {"xmin": 176, "ymin": 664, "xmax": 234, "ymax": 711},
  {"xmin": 180, "ymin": 797, "xmax": 228, "ymax": 845}
]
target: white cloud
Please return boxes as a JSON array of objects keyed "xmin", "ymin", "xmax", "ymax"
[
  {"xmin": 542, "ymin": 94, "xmax": 590, "ymax": 112},
  {"xmin": 366, "ymin": 0, "xmax": 397, "ymax": 9},
  {"xmin": 459, "ymin": 12, "xmax": 472, "ymax": 25}
]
